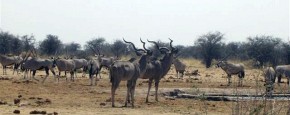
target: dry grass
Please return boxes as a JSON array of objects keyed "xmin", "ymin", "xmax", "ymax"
[{"xmin": 0, "ymin": 58, "xmax": 289, "ymax": 114}]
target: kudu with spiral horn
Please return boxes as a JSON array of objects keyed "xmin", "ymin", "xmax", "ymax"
[
  {"xmin": 141, "ymin": 38, "xmax": 178, "ymax": 103},
  {"xmin": 110, "ymin": 38, "xmax": 152, "ymax": 107}
]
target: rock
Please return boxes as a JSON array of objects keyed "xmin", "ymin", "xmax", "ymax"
[
  {"xmin": 165, "ymin": 79, "xmax": 171, "ymax": 82},
  {"xmin": 45, "ymin": 99, "xmax": 52, "ymax": 104},
  {"xmin": 18, "ymin": 102, "xmax": 29, "ymax": 107},
  {"xmin": 30, "ymin": 110, "xmax": 47, "ymax": 114},
  {"xmin": 100, "ymin": 102, "xmax": 106, "ymax": 106},
  {"xmin": 105, "ymin": 98, "xmax": 111, "ymax": 102},
  {"xmin": 0, "ymin": 100, "xmax": 7, "ymax": 105},
  {"xmin": 138, "ymin": 83, "xmax": 143, "ymax": 86},
  {"xmin": 13, "ymin": 110, "xmax": 20, "ymax": 114},
  {"xmin": 18, "ymin": 95, "xmax": 22, "ymax": 98},
  {"xmin": 14, "ymin": 99, "xmax": 21, "ymax": 105},
  {"xmin": 53, "ymin": 112, "xmax": 58, "ymax": 115},
  {"xmin": 29, "ymin": 97, "xmax": 36, "ymax": 99}
]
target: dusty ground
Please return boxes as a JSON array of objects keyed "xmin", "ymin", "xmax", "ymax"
[{"xmin": 0, "ymin": 61, "xmax": 289, "ymax": 115}]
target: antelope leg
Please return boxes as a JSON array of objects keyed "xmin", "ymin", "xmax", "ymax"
[{"xmin": 146, "ymin": 79, "xmax": 153, "ymax": 103}]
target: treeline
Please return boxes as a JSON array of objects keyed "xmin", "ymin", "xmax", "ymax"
[{"xmin": 0, "ymin": 31, "xmax": 289, "ymax": 67}]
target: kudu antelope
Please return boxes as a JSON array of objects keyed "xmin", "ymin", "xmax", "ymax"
[
  {"xmin": 172, "ymin": 58, "xmax": 186, "ymax": 79},
  {"xmin": 141, "ymin": 38, "xmax": 178, "ymax": 103},
  {"xmin": 275, "ymin": 65, "xmax": 290, "ymax": 86},
  {"xmin": 216, "ymin": 61, "xmax": 245, "ymax": 86},
  {"xmin": 0, "ymin": 54, "xmax": 23, "ymax": 75},
  {"xmin": 110, "ymin": 38, "xmax": 152, "ymax": 107},
  {"xmin": 263, "ymin": 67, "xmax": 276, "ymax": 96},
  {"xmin": 53, "ymin": 57, "xmax": 76, "ymax": 81}
]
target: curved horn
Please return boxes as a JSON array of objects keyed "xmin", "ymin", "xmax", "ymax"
[
  {"xmin": 147, "ymin": 39, "xmax": 160, "ymax": 50},
  {"xmin": 140, "ymin": 38, "xmax": 147, "ymax": 50},
  {"xmin": 123, "ymin": 38, "xmax": 145, "ymax": 52},
  {"xmin": 159, "ymin": 47, "xmax": 170, "ymax": 52},
  {"xmin": 140, "ymin": 38, "xmax": 150, "ymax": 53},
  {"xmin": 169, "ymin": 38, "xmax": 173, "ymax": 49}
]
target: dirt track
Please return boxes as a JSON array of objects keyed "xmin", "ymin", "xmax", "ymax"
[{"xmin": 0, "ymin": 65, "xmax": 289, "ymax": 114}]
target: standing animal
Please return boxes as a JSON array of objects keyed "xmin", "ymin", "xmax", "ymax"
[
  {"xmin": 275, "ymin": 65, "xmax": 290, "ymax": 86},
  {"xmin": 172, "ymin": 58, "xmax": 186, "ymax": 79},
  {"xmin": 100, "ymin": 56, "xmax": 118, "ymax": 69},
  {"xmin": 88, "ymin": 56, "xmax": 102, "ymax": 86},
  {"xmin": 263, "ymin": 67, "xmax": 276, "ymax": 96},
  {"xmin": 216, "ymin": 61, "xmax": 245, "ymax": 86},
  {"xmin": 72, "ymin": 58, "xmax": 89, "ymax": 77},
  {"xmin": 141, "ymin": 38, "xmax": 178, "ymax": 103},
  {"xmin": 21, "ymin": 57, "xmax": 56, "ymax": 83},
  {"xmin": 97, "ymin": 56, "xmax": 118, "ymax": 79},
  {"xmin": 110, "ymin": 38, "xmax": 152, "ymax": 107},
  {"xmin": 0, "ymin": 54, "xmax": 23, "ymax": 75},
  {"xmin": 53, "ymin": 58, "xmax": 76, "ymax": 81}
]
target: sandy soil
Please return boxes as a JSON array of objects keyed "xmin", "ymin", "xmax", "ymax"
[{"xmin": 0, "ymin": 64, "xmax": 289, "ymax": 115}]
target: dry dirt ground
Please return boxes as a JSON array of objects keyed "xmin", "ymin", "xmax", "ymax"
[{"xmin": 0, "ymin": 61, "xmax": 289, "ymax": 115}]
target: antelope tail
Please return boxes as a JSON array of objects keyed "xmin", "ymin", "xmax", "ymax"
[
  {"xmin": 110, "ymin": 66, "xmax": 116, "ymax": 83},
  {"xmin": 89, "ymin": 63, "xmax": 93, "ymax": 78},
  {"xmin": 240, "ymin": 70, "xmax": 245, "ymax": 78}
]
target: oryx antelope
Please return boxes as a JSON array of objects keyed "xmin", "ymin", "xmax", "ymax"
[
  {"xmin": 72, "ymin": 58, "xmax": 89, "ymax": 77},
  {"xmin": 97, "ymin": 56, "xmax": 118, "ymax": 79},
  {"xmin": 275, "ymin": 65, "xmax": 290, "ymax": 86},
  {"xmin": 53, "ymin": 58, "xmax": 76, "ymax": 81},
  {"xmin": 12, "ymin": 56, "xmax": 23, "ymax": 75},
  {"xmin": 0, "ymin": 54, "xmax": 23, "ymax": 75},
  {"xmin": 141, "ymin": 38, "xmax": 178, "ymax": 103},
  {"xmin": 86, "ymin": 46, "xmax": 103, "ymax": 86},
  {"xmin": 21, "ymin": 57, "xmax": 56, "ymax": 83},
  {"xmin": 88, "ymin": 56, "xmax": 102, "ymax": 86},
  {"xmin": 263, "ymin": 67, "xmax": 276, "ymax": 96},
  {"xmin": 172, "ymin": 58, "xmax": 186, "ymax": 79},
  {"xmin": 110, "ymin": 38, "xmax": 152, "ymax": 107},
  {"xmin": 100, "ymin": 56, "xmax": 118, "ymax": 70},
  {"xmin": 216, "ymin": 61, "xmax": 245, "ymax": 86}
]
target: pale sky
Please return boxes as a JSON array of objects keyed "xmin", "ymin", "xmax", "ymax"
[{"xmin": 0, "ymin": 0, "xmax": 289, "ymax": 48}]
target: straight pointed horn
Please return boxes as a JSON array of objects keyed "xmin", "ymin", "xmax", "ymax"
[
  {"xmin": 20, "ymin": 51, "xmax": 30, "ymax": 64},
  {"xmin": 95, "ymin": 47, "xmax": 101, "ymax": 55},
  {"xmin": 88, "ymin": 45, "xmax": 99, "ymax": 56}
]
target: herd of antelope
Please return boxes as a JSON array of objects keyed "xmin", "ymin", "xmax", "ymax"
[{"xmin": 0, "ymin": 38, "xmax": 289, "ymax": 107}]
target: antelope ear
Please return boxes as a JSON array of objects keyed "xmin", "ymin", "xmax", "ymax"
[
  {"xmin": 160, "ymin": 50, "xmax": 167, "ymax": 54},
  {"xmin": 147, "ymin": 50, "xmax": 153, "ymax": 56}
]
